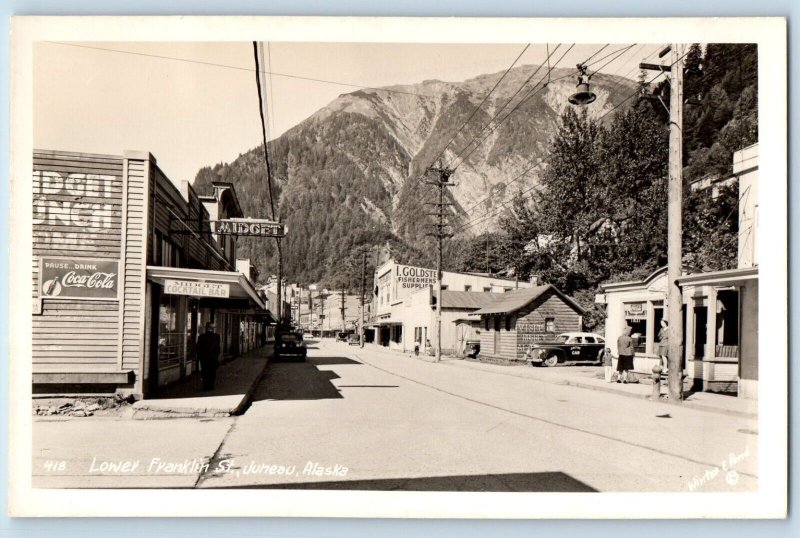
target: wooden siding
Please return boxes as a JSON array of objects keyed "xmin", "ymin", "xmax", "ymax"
[
  {"xmin": 479, "ymin": 289, "xmax": 583, "ymax": 361},
  {"xmin": 119, "ymin": 156, "xmax": 150, "ymax": 377},
  {"xmin": 514, "ymin": 290, "xmax": 582, "ymax": 358},
  {"xmin": 32, "ymin": 151, "xmax": 125, "ymax": 373}
]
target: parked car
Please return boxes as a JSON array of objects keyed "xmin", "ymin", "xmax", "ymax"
[
  {"xmin": 335, "ymin": 331, "xmax": 350, "ymax": 342},
  {"xmin": 347, "ymin": 333, "xmax": 360, "ymax": 346},
  {"xmin": 275, "ymin": 331, "xmax": 307, "ymax": 361},
  {"xmin": 525, "ymin": 332, "xmax": 606, "ymax": 367}
]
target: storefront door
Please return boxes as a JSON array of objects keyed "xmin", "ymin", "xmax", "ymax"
[{"xmin": 694, "ymin": 306, "xmax": 708, "ymax": 359}]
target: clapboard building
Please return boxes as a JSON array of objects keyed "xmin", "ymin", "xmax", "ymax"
[
  {"xmin": 473, "ymin": 285, "xmax": 585, "ymax": 363},
  {"xmin": 32, "ymin": 149, "xmax": 269, "ymax": 398}
]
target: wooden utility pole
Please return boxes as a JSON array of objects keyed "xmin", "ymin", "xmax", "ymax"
[
  {"xmin": 340, "ymin": 288, "xmax": 346, "ymax": 332},
  {"xmin": 640, "ymin": 45, "xmax": 685, "ymax": 401},
  {"xmin": 360, "ymin": 249, "xmax": 367, "ymax": 347},
  {"xmin": 666, "ymin": 43, "xmax": 685, "ymax": 401},
  {"xmin": 425, "ymin": 166, "xmax": 454, "ymax": 362}
]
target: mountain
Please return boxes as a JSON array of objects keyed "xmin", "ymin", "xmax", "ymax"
[{"xmin": 193, "ymin": 64, "xmax": 638, "ymax": 287}]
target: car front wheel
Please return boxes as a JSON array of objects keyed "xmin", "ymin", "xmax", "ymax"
[{"xmin": 542, "ymin": 353, "xmax": 559, "ymax": 367}]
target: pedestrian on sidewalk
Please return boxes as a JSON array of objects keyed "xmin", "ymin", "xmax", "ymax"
[
  {"xmin": 197, "ymin": 322, "xmax": 221, "ymax": 391},
  {"xmin": 599, "ymin": 347, "xmax": 615, "ymax": 383},
  {"xmin": 616, "ymin": 325, "xmax": 635, "ymax": 384},
  {"xmin": 657, "ymin": 319, "xmax": 669, "ymax": 373}
]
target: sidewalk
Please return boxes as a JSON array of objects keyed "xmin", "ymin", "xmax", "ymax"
[
  {"xmin": 332, "ymin": 341, "xmax": 757, "ymax": 419},
  {"xmin": 447, "ymin": 358, "xmax": 758, "ymax": 420},
  {"xmin": 131, "ymin": 344, "xmax": 273, "ymax": 418}
]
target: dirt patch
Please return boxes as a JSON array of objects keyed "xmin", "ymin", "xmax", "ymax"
[{"xmin": 33, "ymin": 395, "xmax": 136, "ymax": 418}]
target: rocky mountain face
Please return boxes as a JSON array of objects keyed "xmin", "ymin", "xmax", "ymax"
[{"xmin": 193, "ymin": 65, "xmax": 637, "ymax": 286}]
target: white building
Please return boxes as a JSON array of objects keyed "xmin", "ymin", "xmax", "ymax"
[
  {"xmin": 597, "ymin": 144, "xmax": 759, "ymax": 398},
  {"xmin": 371, "ymin": 260, "xmax": 531, "ymax": 352}
]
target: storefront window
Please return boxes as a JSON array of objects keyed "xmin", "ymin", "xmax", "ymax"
[
  {"xmin": 624, "ymin": 302, "xmax": 647, "ymax": 354},
  {"xmin": 158, "ymin": 293, "xmax": 187, "ymax": 369}
]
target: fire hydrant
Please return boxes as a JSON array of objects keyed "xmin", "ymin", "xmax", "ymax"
[{"xmin": 651, "ymin": 363, "xmax": 663, "ymax": 400}]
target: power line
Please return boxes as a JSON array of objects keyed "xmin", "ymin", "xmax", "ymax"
[
  {"xmin": 45, "ymin": 41, "xmax": 439, "ymax": 100},
  {"xmin": 443, "ymin": 44, "xmax": 565, "ymax": 169},
  {"xmin": 432, "ymin": 43, "xmax": 531, "ymax": 167},
  {"xmin": 450, "ymin": 44, "xmax": 576, "ymax": 171},
  {"xmin": 582, "ymin": 44, "xmax": 610, "ymax": 64},
  {"xmin": 253, "ymin": 41, "xmax": 284, "ymax": 324},
  {"xmin": 455, "ymin": 46, "xmax": 683, "ymax": 234},
  {"xmin": 456, "ymin": 44, "xmax": 644, "ymax": 218}
]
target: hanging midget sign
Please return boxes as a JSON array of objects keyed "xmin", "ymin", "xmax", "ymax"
[
  {"xmin": 164, "ymin": 280, "xmax": 230, "ymax": 298},
  {"xmin": 213, "ymin": 218, "xmax": 286, "ymax": 238},
  {"xmin": 39, "ymin": 257, "xmax": 119, "ymax": 300}
]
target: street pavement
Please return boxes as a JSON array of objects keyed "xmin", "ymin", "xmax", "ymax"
[{"xmin": 32, "ymin": 338, "xmax": 758, "ymax": 492}]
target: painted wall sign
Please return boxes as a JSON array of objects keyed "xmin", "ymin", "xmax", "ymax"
[
  {"xmin": 164, "ymin": 279, "xmax": 230, "ymax": 298},
  {"xmin": 516, "ymin": 320, "xmax": 552, "ymax": 356},
  {"xmin": 395, "ymin": 264, "xmax": 438, "ymax": 290},
  {"xmin": 39, "ymin": 258, "xmax": 120, "ymax": 300},
  {"xmin": 214, "ymin": 219, "xmax": 286, "ymax": 237}
]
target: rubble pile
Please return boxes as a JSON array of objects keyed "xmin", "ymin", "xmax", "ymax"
[{"xmin": 33, "ymin": 395, "xmax": 134, "ymax": 417}]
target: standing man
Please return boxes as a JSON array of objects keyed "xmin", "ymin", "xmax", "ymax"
[
  {"xmin": 616, "ymin": 325, "xmax": 635, "ymax": 384},
  {"xmin": 197, "ymin": 322, "xmax": 221, "ymax": 391}
]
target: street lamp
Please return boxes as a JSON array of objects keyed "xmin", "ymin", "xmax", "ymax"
[
  {"xmin": 568, "ymin": 64, "xmax": 597, "ymax": 106},
  {"xmin": 566, "ymin": 45, "xmax": 685, "ymax": 401}
]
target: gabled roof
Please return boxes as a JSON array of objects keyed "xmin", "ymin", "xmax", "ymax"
[
  {"xmin": 440, "ymin": 290, "xmax": 502, "ymax": 310},
  {"xmin": 473, "ymin": 285, "xmax": 585, "ymax": 316}
]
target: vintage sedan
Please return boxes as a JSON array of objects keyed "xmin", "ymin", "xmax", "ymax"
[
  {"xmin": 525, "ymin": 332, "xmax": 606, "ymax": 367},
  {"xmin": 275, "ymin": 331, "xmax": 307, "ymax": 361}
]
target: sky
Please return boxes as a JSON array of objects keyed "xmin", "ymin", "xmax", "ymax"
[{"xmin": 33, "ymin": 41, "xmax": 660, "ymax": 184}]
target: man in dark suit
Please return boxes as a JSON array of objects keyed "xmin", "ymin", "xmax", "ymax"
[{"xmin": 197, "ymin": 322, "xmax": 221, "ymax": 391}]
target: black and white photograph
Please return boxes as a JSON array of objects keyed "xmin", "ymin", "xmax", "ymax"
[{"xmin": 7, "ymin": 16, "xmax": 787, "ymax": 518}]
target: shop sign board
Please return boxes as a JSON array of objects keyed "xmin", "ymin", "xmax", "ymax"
[
  {"xmin": 39, "ymin": 257, "xmax": 120, "ymax": 300},
  {"xmin": 164, "ymin": 279, "xmax": 230, "ymax": 298},
  {"xmin": 624, "ymin": 302, "xmax": 647, "ymax": 321},
  {"xmin": 214, "ymin": 219, "xmax": 286, "ymax": 238}
]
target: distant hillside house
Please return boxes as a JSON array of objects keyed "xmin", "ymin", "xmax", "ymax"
[{"xmin": 473, "ymin": 286, "xmax": 585, "ymax": 363}]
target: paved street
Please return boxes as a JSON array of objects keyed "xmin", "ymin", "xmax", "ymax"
[{"xmin": 33, "ymin": 339, "xmax": 758, "ymax": 492}]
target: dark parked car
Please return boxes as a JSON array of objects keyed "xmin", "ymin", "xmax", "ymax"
[
  {"xmin": 335, "ymin": 331, "xmax": 350, "ymax": 342},
  {"xmin": 525, "ymin": 332, "xmax": 606, "ymax": 367},
  {"xmin": 275, "ymin": 331, "xmax": 307, "ymax": 361}
]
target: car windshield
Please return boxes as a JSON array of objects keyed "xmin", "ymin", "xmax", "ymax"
[
  {"xmin": 555, "ymin": 335, "xmax": 569, "ymax": 343},
  {"xmin": 281, "ymin": 333, "xmax": 302, "ymax": 342}
]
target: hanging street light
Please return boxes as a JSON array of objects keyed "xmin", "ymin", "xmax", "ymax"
[{"xmin": 568, "ymin": 64, "xmax": 597, "ymax": 106}]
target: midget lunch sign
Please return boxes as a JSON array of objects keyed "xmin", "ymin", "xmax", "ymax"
[
  {"xmin": 164, "ymin": 279, "xmax": 230, "ymax": 298},
  {"xmin": 40, "ymin": 257, "xmax": 119, "ymax": 300},
  {"xmin": 214, "ymin": 219, "xmax": 286, "ymax": 238}
]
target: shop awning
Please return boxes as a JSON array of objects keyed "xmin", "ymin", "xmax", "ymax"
[
  {"xmin": 677, "ymin": 266, "xmax": 758, "ymax": 287},
  {"xmin": 146, "ymin": 266, "xmax": 266, "ymax": 310}
]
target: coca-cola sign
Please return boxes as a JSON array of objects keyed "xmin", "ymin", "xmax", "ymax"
[{"xmin": 39, "ymin": 257, "xmax": 120, "ymax": 300}]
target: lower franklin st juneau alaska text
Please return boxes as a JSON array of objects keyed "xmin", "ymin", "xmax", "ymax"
[{"xmin": 88, "ymin": 457, "xmax": 349, "ymax": 478}]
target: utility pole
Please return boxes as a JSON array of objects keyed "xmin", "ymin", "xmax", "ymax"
[
  {"xmin": 666, "ymin": 44, "xmax": 685, "ymax": 402},
  {"xmin": 340, "ymin": 288, "xmax": 346, "ymax": 333},
  {"xmin": 642, "ymin": 44, "xmax": 684, "ymax": 401},
  {"xmin": 425, "ymin": 165, "xmax": 455, "ymax": 362},
  {"xmin": 360, "ymin": 249, "xmax": 367, "ymax": 348}
]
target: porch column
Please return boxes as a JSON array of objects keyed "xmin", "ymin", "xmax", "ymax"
[{"xmin": 704, "ymin": 287, "xmax": 718, "ymax": 390}]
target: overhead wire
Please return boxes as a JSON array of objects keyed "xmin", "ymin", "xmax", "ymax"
[
  {"xmin": 454, "ymin": 46, "xmax": 690, "ymax": 235},
  {"xmin": 432, "ymin": 43, "xmax": 531, "ymax": 167},
  {"xmin": 443, "ymin": 44, "xmax": 565, "ymax": 170},
  {"xmin": 455, "ymin": 42, "xmax": 633, "ymax": 217},
  {"xmin": 449, "ymin": 44, "xmax": 576, "ymax": 171},
  {"xmin": 45, "ymin": 41, "xmax": 439, "ymax": 100}
]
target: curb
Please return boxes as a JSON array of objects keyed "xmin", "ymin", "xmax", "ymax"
[
  {"xmin": 556, "ymin": 378, "xmax": 758, "ymax": 420},
  {"xmin": 132, "ymin": 351, "xmax": 273, "ymax": 419},
  {"xmin": 445, "ymin": 358, "xmax": 758, "ymax": 420}
]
